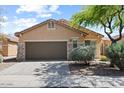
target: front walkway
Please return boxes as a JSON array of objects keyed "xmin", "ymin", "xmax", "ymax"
[{"xmin": 0, "ymin": 61, "xmax": 124, "ymax": 88}]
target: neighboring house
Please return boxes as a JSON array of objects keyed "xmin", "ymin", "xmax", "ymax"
[
  {"xmin": 100, "ymin": 33, "xmax": 124, "ymax": 55},
  {"xmin": 0, "ymin": 34, "xmax": 18, "ymax": 57},
  {"xmin": 100, "ymin": 37, "xmax": 111, "ymax": 55},
  {"xmin": 15, "ymin": 19, "xmax": 104, "ymax": 61},
  {"xmin": 113, "ymin": 33, "xmax": 124, "ymax": 42}
]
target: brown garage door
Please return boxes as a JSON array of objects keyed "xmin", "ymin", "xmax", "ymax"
[{"xmin": 25, "ymin": 42, "xmax": 67, "ymax": 60}]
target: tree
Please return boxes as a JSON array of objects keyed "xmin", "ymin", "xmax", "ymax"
[{"xmin": 71, "ymin": 5, "xmax": 124, "ymax": 44}]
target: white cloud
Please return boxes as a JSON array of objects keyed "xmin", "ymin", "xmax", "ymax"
[
  {"xmin": 0, "ymin": 16, "xmax": 39, "ymax": 34},
  {"xmin": 38, "ymin": 14, "xmax": 52, "ymax": 18},
  {"xmin": 0, "ymin": 16, "xmax": 8, "ymax": 27},
  {"xmin": 7, "ymin": 17, "xmax": 38, "ymax": 32},
  {"xmin": 49, "ymin": 5, "xmax": 60, "ymax": 14},
  {"xmin": 13, "ymin": 17, "xmax": 38, "ymax": 28},
  {"xmin": 1, "ymin": 16, "xmax": 40, "ymax": 34},
  {"xmin": 16, "ymin": 5, "xmax": 43, "ymax": 13},
  {"xmin": 3, "ymin": 16, "xmax": 8, "ymax": 21},
  {"xmin": 0, "ymin": 22, "xmax": 7, "ymax": 27},
  {"xmin": 16, "ymin": 5, "xmax": 60, "ymax": 18}
]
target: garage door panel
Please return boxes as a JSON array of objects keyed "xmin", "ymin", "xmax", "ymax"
[{"xmin": 25, "ymin": 42, "xmax": 67, "ymax": 60}]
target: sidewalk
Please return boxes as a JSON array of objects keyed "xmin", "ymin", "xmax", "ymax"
[{"xmin": 3, "ymin": 56, "xmax": 16, "ymax": 61}]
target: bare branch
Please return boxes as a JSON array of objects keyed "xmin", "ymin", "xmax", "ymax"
[
  {"xmin": 106, "ymin": 17, "xmax": 113, "ymax": 34},
  {"xmin": 103, "ymin": 25, "xmax": 114, "ymax": 41},
  {"xmin": 100, "ymin": 19, "xmax": 107, "ymax": 27}
]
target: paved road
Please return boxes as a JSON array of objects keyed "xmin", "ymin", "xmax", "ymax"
[{"xmin": 0, "ymin": 61, "xmax": 124, "ymax": 88}]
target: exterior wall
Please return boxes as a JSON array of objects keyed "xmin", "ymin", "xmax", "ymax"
[
  {"xmin": 19, "ymin": 23, "xmax": 82, "ymax": 42},
  {"xmin": 119, "ymin": 36, "xmax": 124, "ymax": 42},
  {"xmin": 101, "ymin": 39, "xmax": 111, "ymax": 55},
  {"xmin": 2, "ymin": 39, "xmax": 8, "ymax": 56},
  {"xmin": 8, "ymin": 41, "xmax": 18, "ymax": 56},
  {"xmin": 100, "ymin": 36, "xmax": 124, "ymax": 56},
  {"xmin": 17, "ymin": 22, "xmax": 103, "ymax": 61},
  {"xmin": 80, "ymin": 31, "xmax": 102, "ymax": 58},
  {"xmin": 0, "ymin": 39, "xmax": 18, "ymax": 57}
]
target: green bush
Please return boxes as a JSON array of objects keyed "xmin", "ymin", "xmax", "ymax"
[
  {"xmin": 0, "ymin": 55, "xmax": 3, "ymax": 63},
  {"xmin": 106, "ymin": 42, "xmax": 124, "ymax": 70},
  {"xmin": 100, "ymin": 55, "xmax": 109, "ymax": 61},
  {"xmin": 69, "ymin": 46, "xmax": 95, "ymax": 64}
]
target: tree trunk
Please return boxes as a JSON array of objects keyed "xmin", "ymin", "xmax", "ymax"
[
  {"xmin": 109, "ymin": 40, "xmax": 117, "ymax": 67},
  {"xmin": 111, "ymin": 40, "xmax": 117, "ymax": 45}
]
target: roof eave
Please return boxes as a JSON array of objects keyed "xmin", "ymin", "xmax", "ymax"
[
  {"xmin": 15, "ymin": 32, "xmax": 20, "ymax": 37},
  {"xmin": 14, "ymin": 19, "xmax": 88, "ymax": 36},
  {"xmin": 14, "ymin": 19, "xmax": 57, "ymax": 36},
  {"xmin": 14, "ymin": 18, "xmax": 103, "ymax": 38}
]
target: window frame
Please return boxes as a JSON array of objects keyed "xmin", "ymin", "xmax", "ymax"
[
  {"xmin": 72, "ymin": 37, "xmax": 79, "ymax": 48},
  {"xmin": 85, "ymin": 40, "xmax": 96, "ymax": 46},
  {"xmin": 47, "ymin": 21, "xmax": 56, "ymax": 30},
  {"xmin": 85, "ymin": 40, "xmax": 91, "ymax": 46},
  {"xmin": 73, "ymin": 39, "xmax": 78, "ymax": 48}
]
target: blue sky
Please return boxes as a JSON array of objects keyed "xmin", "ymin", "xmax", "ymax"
[
  {"xmin": 0, "ymin": 5, "xmax": 116, "ymax": 37},
  {"xmin": 0, "ymin": 5, "xmax": 84, "ymax": 34}
]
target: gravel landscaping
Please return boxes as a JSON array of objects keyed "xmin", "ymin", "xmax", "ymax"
[{"xmin": 69, "ymin": 61, "xmax": 124, "ymax": 76}]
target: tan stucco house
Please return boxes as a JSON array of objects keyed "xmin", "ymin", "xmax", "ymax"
[
  {"xmin": 100, "ymin": 37, "xmax": 111, "ymax": 55},
  {"xmin": 114, "ymin": 33, "xmax": 124, "ymax": 42},
  {"xmin": 100, "ymin": 33, "xmax": 124, "ymax": 55},
  {"xmin": 15, "ymin": 19, "xmax": 104, "ymax": 61},
  {"xmin": 0, "ymin": 34, "xmax": 18, "ymax": 57}
]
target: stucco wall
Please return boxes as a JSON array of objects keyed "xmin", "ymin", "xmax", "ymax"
[
  {"xmin": 17, "ymin": 22, "xmax": 103, "ymax": 60},
  {"xmin": 80, "ymin": 31, "xmax": 103, "ymax": 58},
  {"xmin": 8, "ymin": 42, "xmax": 17, "ymax": 56},
  {"xmin": 19, "ymin": 23, "xmax": 82, "ymax": 42},
  {"xmin": 119, "ymin": 36, "xmax": 124, "ymax": 42},
  {"xmin": 2, "ymin": 39, "xmax": 8, "ymax": 56},
  {"xmin": 101, "ymin": 39, "xmax": 111, "ymax": 55},
  {"xmin": 1, "ymin": 39, "xmax": 17, "ymax": 57}
]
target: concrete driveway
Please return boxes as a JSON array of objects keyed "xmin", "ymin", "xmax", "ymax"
[
  {"xmin": 0, "ymin": 61, "xmax": 71, "ymax": 87},
  {"xmin": 0, "ymin": 61, "xmax": 124, "ymax": 88}
]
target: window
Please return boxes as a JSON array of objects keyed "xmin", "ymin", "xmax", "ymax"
[
  {"xmin": 85, "ymin": 40, "xmax": 96, "ymax": 46},
  {"xmin": 73, "ymin": 39, "xmax": 78, "ymax": 48},
  {"xmin": 85, "ymin": 40, "xmax": 91, "ymax": 46},
  {"xmin": 48, "ymin": 21, "xmax": 55, "ymax": 29},
  {"xmin": 80, "ymin": 41, "xmax": 85, "ymax": 46},
  {"xmin": 91, "ymin": 41, "xmax": 96, "ymax": 46}
]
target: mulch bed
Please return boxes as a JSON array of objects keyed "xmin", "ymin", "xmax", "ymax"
[{"xmin": 69, "ymin": 61, "xmax": 124, "ymax": 76}]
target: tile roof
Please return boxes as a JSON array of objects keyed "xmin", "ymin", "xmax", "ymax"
[{"xmin": 0, "ymin": 33, "xmax": 18, "ymax": 43}]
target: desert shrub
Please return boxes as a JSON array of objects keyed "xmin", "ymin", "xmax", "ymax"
[
  {"xmin": 106, "ymin": 42, "xmax": 124, "ymax": 70},
  {"xmin": 0, "ymin": 55, "xmax": 3, "ymax": 63},
  {"xmin": 69, "ymin": 46, "xmax": 95, "ymax": 65},
  {"xmin": 100, "ymin": 55, "xmax": 109, "ymax": 61}
]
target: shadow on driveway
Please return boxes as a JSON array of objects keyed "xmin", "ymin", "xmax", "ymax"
[{"xmin": 33, "ymin": 62, "xmax": 74, "ymax": 87}]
